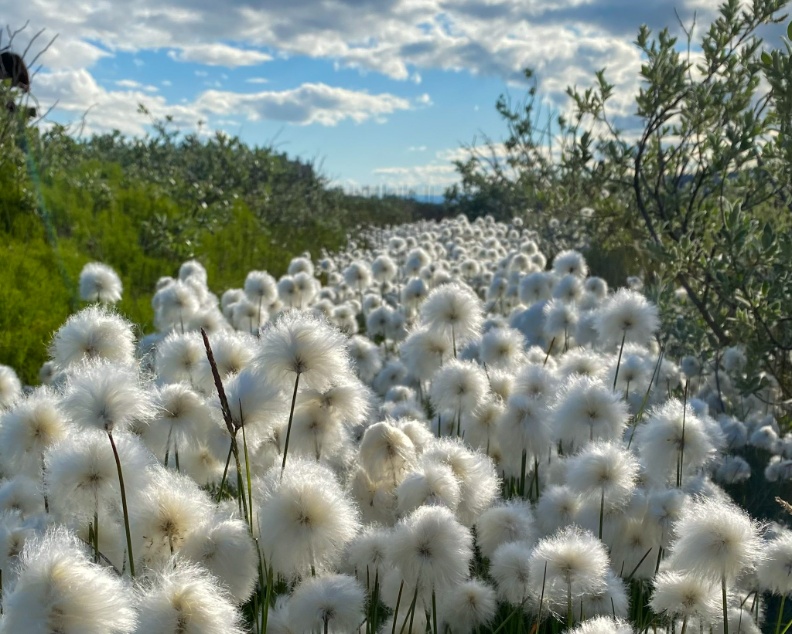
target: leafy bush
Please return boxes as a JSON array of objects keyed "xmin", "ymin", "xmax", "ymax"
[{"xmin": 447, "ymin": 0, "xmax": 792, "ymax": 400}]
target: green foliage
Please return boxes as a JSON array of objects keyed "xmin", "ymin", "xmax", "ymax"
[
  {"xmin": 449, "ymin": 0, "xmax": 792, "ymax": 399},
  {"xmin": 0, "ymin": 114, "xmax": 445, "ymax": 384}
]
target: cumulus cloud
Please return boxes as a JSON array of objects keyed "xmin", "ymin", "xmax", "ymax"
[
  {"xmin": 196, "ymin": 83, "xmax": 411, "ymax": 126},
  {"xmin": 168, "ymin": 44, "xmax": 272, "ymax": 67},
  {"xmin": 372, "ymin": 163, "xmax": 459, "ymax": 188},
  {"xmin": 7, "ymin": 0, "xmax": 729, "ymax": 87},
  {"xmin": 34, "ymin": 69, "xmax": 412, "ymax": 134}
]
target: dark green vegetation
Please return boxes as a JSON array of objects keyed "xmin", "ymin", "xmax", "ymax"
[
  {"xmin": 0, "ymin": 109, "xmax": 442, "ymax": 384},
  {"xmin": 447, "ymin": 0, "xmax": 792, "ymax": 403}
]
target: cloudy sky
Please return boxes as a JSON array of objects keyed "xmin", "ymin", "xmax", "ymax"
[{"xmin": 5, "ymin": 0, "xmax": 777, "ymax": 194}]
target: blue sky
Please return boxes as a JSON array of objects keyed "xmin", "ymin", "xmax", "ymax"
[{"xmin": 7, "ymin": 0, "xmax": 782, "ymax": 193}]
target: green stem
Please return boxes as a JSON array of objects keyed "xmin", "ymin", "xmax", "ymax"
[
  {"xmin": 777, "ymin": 595, "xmax": 787, "ymax": 634},
  {"xmin": 241, "ymin": 421, "xmax": 254, "ymax": 529},
  {"xmin": 280, "ymin": 372, "xmax": 301, "ymax": 478},
  {"xmin": 599, "ymin": 488, "xmax": 605, "ymax": 540},
  {"xmin": 432, "ymin": 589, "xmax": 438, "ymax": 634},
  {"xmin": 722, "ymin": 575, "xmax": 729, "ymax": 634},
  {"xmin": 108, "ymin": 431, "xmax": 135, "ymax": 577},
  {"xmin": 216, "ymin": 441, "xmax": 234, "ymax": 502},
  {"xmin": 613, "ymin": 330, "xmax": 627, "ymax": 391},
  {"xmin": 93, "ymin": 505, "xmax": 99, "ymax": 565},
  {"xmin": 391, "ymin": 580, "xmax": 404, "ymax": 634},
  {"xmin": 261, "ymin": 564, "xmax": 273, "ymax": 634},
  {"xmin": 543, "ymin": 337, "xmax": 555, "ymax": 366}
]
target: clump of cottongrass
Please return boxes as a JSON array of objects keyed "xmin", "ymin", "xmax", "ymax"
[
  {"xmin": 193, "ymin": 331, "xmax": 255, "ymax": 394},
  {"xmin": 79, "ymin": 262, "xmax": 123, "ymax": 304},
  {"xmin": 285, "ymin": 399, "xmax": 349, "ymax": 462},
  {"xmin": 50, "ymin": 306, "xmax": 136, "ymax": 369},
  {"xmin": 421, "ymin": 438, "xmax": 500, "ymax": 526},
  {"xmin": 519, "ymin": 271, "xmax": 553, "ymax": 304},
  {"xmin": 45, "ymin": 430, "xmax": 152, "ymax": 521},
  {"xmin": 513, "ymin": 364, "xmax": 558, "ymax": 401},
  {"xmin": 429, "ymin": 359, "xmax": 489, "ymax": 436},
  {"xmin": 360, "ymin": 421, "xmax": 416, "ymax": 485},
  {"xmin": 552, "ymin": 274, "xmax": 584, "ymax": 304},
  {"xmin": 480, "ymin": 327, "xmax": 526, "ymax": 370},
  {"xmin": 257, "ymin": 310, "xmax": 351, "ymax": 474},
  {"xmin": 569, "ymin": 616, "xmax": 634, "ymax": 634},
  {"xmin": 437, "ymin": 578, "xmax": 498, "ymax": 633},
  {"xmin": 2, "ymin": 527, "xmax": 137, "ymax": 633},
  {"xmin": 551, "ymin": 377, "xmax": 628, "ymax": 451},
  {"xmin": 544, "ymin": 299, "xmax": 578, "ymax": 350},
  {"xmin": 153, "ymin": 279, "xmax": 200, "ymax": 332},
  {"xmin": 565, "ymin": 441, "xmax": 639, "ymax": 539},
  {"xmin": 388, "ymin": 505, "xmax": 473, "ymax": 625},
  {"xmin": 400, "ymin": 326, "xmax": 452, "ymax": 384},
  {"xmin": 349, "ymin": 466, "xmax": 397, "ymax": 525},
  {"xmin": 288, "ymin": 574, "xmax": 366, "ymax": 633},
  {"xmin": 462, "ymin": 397, "xmax": 504, "ymax": 455},
  {"xmin": 344, "ymin": 524, "xmax": 391, "ymax": 586},
  {"xmin": 343, "ymin": 260, "xmax": 373, "ymax": 296},
  {"xmin": 528, "ymin": 526, "xmax": 610, "ymax": 624},
  {"xmin": 553, "ymin": 249, "xmax": 588, "ymax": 279},
  {"xmin": 131, "ymin": 469, "xmax": 214, "ymax": 568},
  {"xmin": 420, "ymin": 282, "xmax": 483, "ymax": 356},
  {"xmin": 134, "ymin": 561, "xmax": 245, "ymax": 634},
  {"xmin": 534, "ymin": 484, "xmax": 583, "ymax": 536},
  {"xmin": 490, "ymin": 540, "xmax": 533, "ymax": 606},
  {"xmin": 476, "ymin": 501, "xmax": 536, "ymax": 560},
  {"xmin": 497, "ymin": 393, "xmax": 552, "ymax": 492},
  {"xmin": 650, "ymin": 570, "xmax": 721, "ymax": 629},
  {"xmin": 155, "ymin": 331, "xmax": 204, "ymax": 386},
  {"xmin": 557, "ymin": 349, "xmax": 606, "ymax": 380},
  {"xmin": 218, "ymin": 366, "xmax": 285, "ymax": 439},
  {"xmin": 715, "ymin": 455, "xmax": 751, "ymax": 484},
  {"xmin": 348, "ymin": 335, "xmax": 383, "ymax": 383},
  {"xmin": 633, "ymin": 399, "xmax": 716, "ymax": 487},
  {"xmin": 0, "ymin": 388, "xmax": 71, "ymax": 482},
  {"xmin": 395, "ymin": 461, "xmax": 461, "ymax": 517},
  {"xmin": 244, "ymin": 270, "xmax": 277, "ymax": 325},
  {"xmin": 595, "ymin": 291, "xmax": 659, "ymax": 347},
  {"xmin": 581, "ymin": 570, "xmax": 629, "ymax": 620},
  {"xmin": 303, "ymin": 379, "xmax": 374, "ymax": 429},
  {"xmin": 0, "ymin": 475, "xmax": 46, "ymax": 517},
  {"xmin": 0, "ymin": 364, "xmax": 22, "ymax": 410},
  {"xmin": 756, "ymin": 530, "xmax": 792, "ymax": 595},
  {"xmin": 257, "ymin": 458, "xmax": 361, "ymax": 578},
  {"xmin": 143, "ymin": 383, "xmax": 215, "ymax": 467},
  {"xmin": 62, "ymin": 361, "xmax": 153, "ymax": 434},
  {"xmin": 666, "ymin": 497, "xmax": 764, "ymax": 634}
]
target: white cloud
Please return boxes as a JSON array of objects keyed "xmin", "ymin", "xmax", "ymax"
[
  {"xmin": 115, "ymin": 79, "xmax": 158, "ymax": 92},
  {"xmin": 34, "ymin": 69, "xmax": 201, "ymax": 136},
  {"xmin": 372, "ymin": 163, "xmax": 459, "ymax": 188},
  {"xmin": 246, "ymin": 77, "xmax": 270, "ymax": 84},
  {"xmin": 34, "ymin": 69, "xmax": 413, "ymax": 133},
  {"xmin": 168, "ymin": 43, "xmax": 272, "ymax": 67},
  {"xmin": 196, "ymin": 83, "xmax": 411, "ymax": 126},
  {"xmin": 415, "ymin": 93, "xmax": 433, "ymax": 106},
  {"xmin": 6, "ymin": 0, "xmax": 722, "ymax": 96}
]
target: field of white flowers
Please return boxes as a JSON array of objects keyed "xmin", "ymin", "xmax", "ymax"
[{"xmin": 0, "ymin": 213, "xmax": 788, "ymax": 634}]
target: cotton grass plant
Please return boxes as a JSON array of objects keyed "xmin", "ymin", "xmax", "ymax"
[{"xmin": 0, "ymin": 214, "xmax": 789, "ymax": 634}]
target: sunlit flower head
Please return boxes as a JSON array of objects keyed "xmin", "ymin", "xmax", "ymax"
[
  {"xmin": 79, "ymin": 262, "xmax": 123, "ymax": 305},
  {"xmin": 1, "ymin": 528, "xmax": 136, "ymax": 634},
  {"xmin": 257, "ymin": 310, "xmax": 352, "ymax": 391},
  {"xmin": 50, "ymin": 306, "xmax": 136, "ymax": 369}
]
